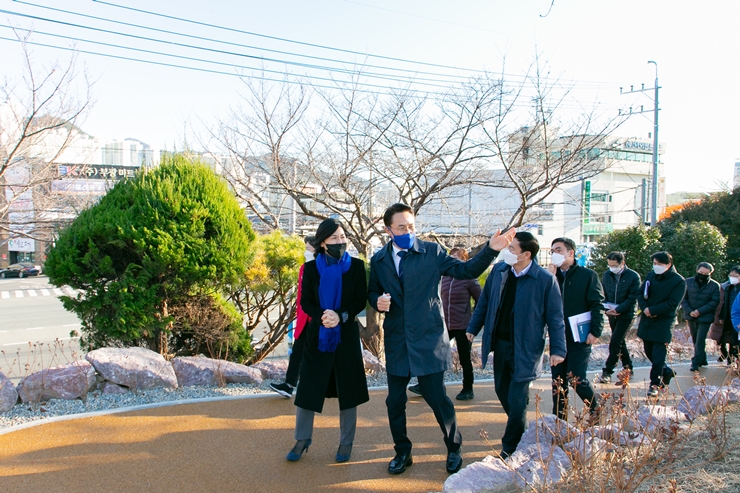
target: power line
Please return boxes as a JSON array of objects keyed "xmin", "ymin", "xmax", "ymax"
[{"xmin": 13, "ymin": 0, "xmax": 477, "ymax": 84}]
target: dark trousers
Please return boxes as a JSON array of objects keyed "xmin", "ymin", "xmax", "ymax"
[
  {"xmin": 688, "ymin": 320, "xmax": 711, "ymax": 367},
  {"xmin": 386, "ymin": 371, "xmax": 461, "ymax": 454},
  {"xmin": 552, "ymin": 342, "xmax": 598, "ymax": 420},
  {"xmin": 643, "ymin": 340, "xmax": 674, "ymax": 388},
  {"xmin": 603, "ymin": 316, "xmax": 634, "ymax": 374},
  {"xmin": 719, "ymin": 342, "xmax": 740, "ymax": 361},
  {"xmin": 284, "ymin": 328, "xmax": 306, "ymax": 387},
  {"xmin": 493, "ymin": 339, "xmax": 530, "ymax": 454},
  {"xmin": 449, "ymin": 330, "xmax": 474, "ymax": 391}
]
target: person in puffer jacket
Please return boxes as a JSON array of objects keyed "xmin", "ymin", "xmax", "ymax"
[{"xmin": 441, "ymin": 247, "xmax": 482, "ymax": 400}]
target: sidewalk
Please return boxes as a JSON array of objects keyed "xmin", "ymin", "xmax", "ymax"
[{"xmin": 0, "ymin": 363, "xmax": 734, "ymax": 493}]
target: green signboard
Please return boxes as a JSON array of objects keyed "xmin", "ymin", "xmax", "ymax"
[
  {"xmin": 582, "ymin": 223, "xmax": 614, "ymax": 236},
  {"xmin": 583, "ymin": 180, "xmax": 591, "ymax": 224}
]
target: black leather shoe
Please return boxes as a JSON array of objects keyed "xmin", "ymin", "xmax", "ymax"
[
  {"xmin": 388, "ymin": 452, "xmax": 413, "ymax": 474},
  {"xmin": 446, "ymin": 450, "xmax": 463, "ymax": 473}
]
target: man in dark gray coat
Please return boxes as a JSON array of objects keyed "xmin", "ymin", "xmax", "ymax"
[
  {"xmin": 368, "ymin": 203, "xmax": 514, "ymax": 475},
  {"xmin": 681, "ymin": 261, "xmax": 721, "ymax": 372},
  {"xmin": 466, "ymin": 232, "xmax": 566, "ymax": 458}
]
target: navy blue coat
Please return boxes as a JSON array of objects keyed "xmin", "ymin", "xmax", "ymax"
[
  {"xmin": 466, "ymin": 260, "xmax": 567, "ymax": 383},
  {"xmin": 368, "ymin": 239, "xmax": 497, "ymax": 377}
]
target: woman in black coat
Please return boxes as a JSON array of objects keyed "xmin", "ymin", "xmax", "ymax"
[
  {"xmin": 441, "ymin": 247, "xmax": 481, "ymax": 400},
  {"xmin": 287, "ymin": 218, "xmax": 369, "ymax": 464}
]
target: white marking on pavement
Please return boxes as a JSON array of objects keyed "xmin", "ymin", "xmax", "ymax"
[
  {"xmin": 1, "ymin": 292, "xmax": 8, "ymax": 299},
  {"xmin": 40, "ymin": 289, "xmax": 50, "ymax": 296},
  {"xmin": 53, "ymin": 288, "xmax": 63, "ymax": 295},
  {"xmin": 14, "ymin": 290, "xmax": 23, "ymax": 298},
  {"xmin": 26, "ymin": 327, "xmax": 44, "ymax": 331},
  {"xmin": 28, "ymin": 290, "xmax": 38, "ymax": 297},
  {"xmin": 63, "ymin": 324, "xmax": 79, "ymax": 327},
  {"xmin": 3, "ymin": 342, "xmax": 30, "ymax": 346}
]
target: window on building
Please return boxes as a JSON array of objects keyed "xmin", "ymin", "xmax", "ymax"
[{"xmin": 591, "ymin": 192, "xmax": 609, "ymax": 202}]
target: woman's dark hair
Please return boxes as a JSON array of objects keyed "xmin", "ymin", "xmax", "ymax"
[
  {"xmin": 383, "ymin": 203, "xmax": 414, "ymax": 227},
  {"xmin": 651, "ymin": 251, "xmax": 673, "ymax": 265},
  {"xmin": 606, "ymin": 251, "xmax": 625, "ymax": 263},
  {"xmin": 551, "ymin": 237, "xmax": 576, "ymax": 252},
  {"xmin": 515, "ymin": 232, "xmax": 539, "ymax": 257},
  {"xmin": 449, "ymin": 247, "xmax": 469, "ymax": 261},
  {"xmin": 312, "ymin": 219, "xmax": 345, "ymax": 254}
]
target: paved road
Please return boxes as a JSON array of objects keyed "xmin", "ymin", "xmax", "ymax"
[{"xmin": 0, "ymin": 276, "xmax": 82, "ymax": 380}]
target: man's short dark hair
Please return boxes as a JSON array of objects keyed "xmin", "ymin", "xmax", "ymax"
[
  {"xmin": 730, "ymin": 265, "xmax": 740, "ymax": 275},
  {"xmin": 383, "ymin": 203, "xmax": 414, "ymax": 227},
  {"xmin": 515, "ymin": 231, "xmax": 539, "ymax": 257},
  {"xmin": 304, "ymin": 235, "xmax": 315, "ymax": 245},
  {"xmin": 696, "ymin": 262, "xmax": 714, "ymax": 273},
  {"xmin": 606, "ymin": 252, "xmax": 625, "ymax": 263},
  {"xmin": 551, "ymin": 237, "xmax": 576, "ymax": 252},
  {"xmin": 651, "ymin": 251, "xmax": 673, "ymax": 265}
]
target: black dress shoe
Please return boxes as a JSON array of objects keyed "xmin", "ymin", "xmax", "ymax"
[
  {"xmin": 446, "ymin": 450, "xmax": 463, "ymax": 473},
  {"xmin": 388, "ymin": 452, "xmax": 413, "ymax": 474}
]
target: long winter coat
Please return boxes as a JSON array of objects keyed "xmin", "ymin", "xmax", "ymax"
[
  {"xmin": 637, "ymin": 266, "xmax": 686, "ymax": 344},
  {"xmin": 466, "ymin": 260, "xmax": 566, "ymax": 383},
  {"xmin": 368, "ymin": 239, "xmax": 497, "ymax": 377},
  {"xmin": 295, "ymin": 257, "xmax": 369, "ymax": 413},
  {"xmin": 441, "ymin": 276, "xmax": 482, "ymax": 331},
  {"xmin": 681, "ymin": 276, "xmax": 721, "ymax": 324}
]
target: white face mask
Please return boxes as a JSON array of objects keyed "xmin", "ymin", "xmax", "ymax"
[
  {"xmin": 304, "ymin": 251, "xmax": 315, "ymax": 263},
  {"xmin": 551, "ymin": 252, "xmax": 566, "ymax": 267},
  {"xmin": 730, "ymin": 276, "xmax": 740, "ymax": 285},
  {"xmin": 501, "ymin": 249, "xmax": 520, "ymax": 266},
  {"xmin": 609, "ymin": 265, "xmax": 623, "ymax": 274},
  {"xmin": 653, "ymin": 264, "xmax": 667, "ymax": 275}
]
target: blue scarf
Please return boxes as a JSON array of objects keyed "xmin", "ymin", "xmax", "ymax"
[{"xmin": 315, "ymin": 251, "xmax": 352, "ymax": 352}]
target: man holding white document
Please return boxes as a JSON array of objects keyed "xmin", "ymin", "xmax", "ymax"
[{"xmin": 548, "ymin": 238, "xmax": 605, "ymax": 422}]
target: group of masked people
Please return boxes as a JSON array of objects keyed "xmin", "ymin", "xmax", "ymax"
[{"xmin": 274, "ymin": 202, "xmax": 740, "ymax": 474}]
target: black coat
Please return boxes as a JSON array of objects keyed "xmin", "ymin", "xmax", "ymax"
[
  {"xmin": 441, "ymin": 276, "xmax": 482, "ymax": 331},
  {"xmin": 295, "ymin": 257, "xmax": 369, "ymax": 413},
  {"xmin": 601, "ymin": 267, "xmax": 641, "ymax": 319},
  {"xmin": 681, "ymin": 277, "xmax": 721, "ymax": 324},
  {"xmin": 556, "ymin": 264, "xmax": 605, "ymax": 342},
  {"xmin": 715, "ymin": 282, "xmax": 740, "ymax": 345},
  {"xmin": 637, "ymin": 266, "xmax": 686, "ymax": 343}
]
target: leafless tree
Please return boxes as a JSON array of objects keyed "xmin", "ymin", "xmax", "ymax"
[
  {"xmin": 477, "ymin": 54, "xmax": 627, "ymax": 228},
  {"xmin": 1, "ymin": 30, "xmax": 93, "ymax": 250}
]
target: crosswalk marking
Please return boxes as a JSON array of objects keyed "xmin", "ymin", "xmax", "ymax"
[{"xmin": 0, "ymin": 287, "xmax": 78, "ymax": 300}]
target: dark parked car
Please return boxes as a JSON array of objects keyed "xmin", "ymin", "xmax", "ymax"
[{"xmin": 0, "ymin": 263, "xmax": 41, "ymax": 278}]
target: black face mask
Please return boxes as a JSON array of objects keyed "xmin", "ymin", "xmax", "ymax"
[
  {"xmin": 325, "ymin": 243, "xmax": 347, "ymax": 259},
  {"xmin": 695, "ymin": 273, "xmax": 710, "ymax": 285}
]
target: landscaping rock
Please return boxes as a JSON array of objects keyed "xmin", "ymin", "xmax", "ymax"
[
  {"xmin": 101, "ymin": 382, "xmax": 129, "ymax": 395},
  {"xmin": 172, "ymin": 356, "xmax": 262, "ymax": 386},
  {"xmin": 86, "ymin": 347, "xmax": 178, "ymax": 391},
  {"xmin": 443, "ymin": 455, "xmax": 516, "ymax": 493},
  {"xmin": 17, "ymin": 360, "xmax": 96, "ymax": 403},
  {"xmin": 563, "ymin": 434, "xmax": 610, "ymax": 462},
  {"xmin": 517, "ymin": 414, "xmax": 578, "ymax": 449},
  {"xmin": 510, "ymin": 443, "xmax": 571, "ymax": 490},
  {"xmin": 0, "ymin": 371, "xmax": 18, "ymax": 412},
  {"xmin": 637, "ymin": 404, "xmax": 685, "ymax": 433},
  {"xmin": 362, "ymin": 350, "xmax": 385, "ymax": 374},
  {"xmin": 250, "ymin": 360, "xmax": 287, "ymax": 381},
  {"xmin": 678, "ymin": 385, "xmax": 739, "ymax": 419},
  {"xmin": 585, "ymin": 424, "xmax": 647, "ymax": 447}
]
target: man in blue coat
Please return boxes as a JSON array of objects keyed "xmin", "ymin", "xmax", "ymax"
[
  {"xmin": 466, "ymin": 232, "xmax": 566, "ymax": 458},
  {"xmin": 368, "ymin": 203, "xmax": 514, "ymax": 475}
]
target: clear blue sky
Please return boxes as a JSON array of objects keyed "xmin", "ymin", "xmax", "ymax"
[{"xmin": 1, "ymin": 0, "xmax": 738, "ymax": 193}]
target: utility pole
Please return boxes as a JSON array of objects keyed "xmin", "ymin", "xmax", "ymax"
[{"xmin": 620, "ymin": 61, "xmax": 661, "ymax": 226}]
